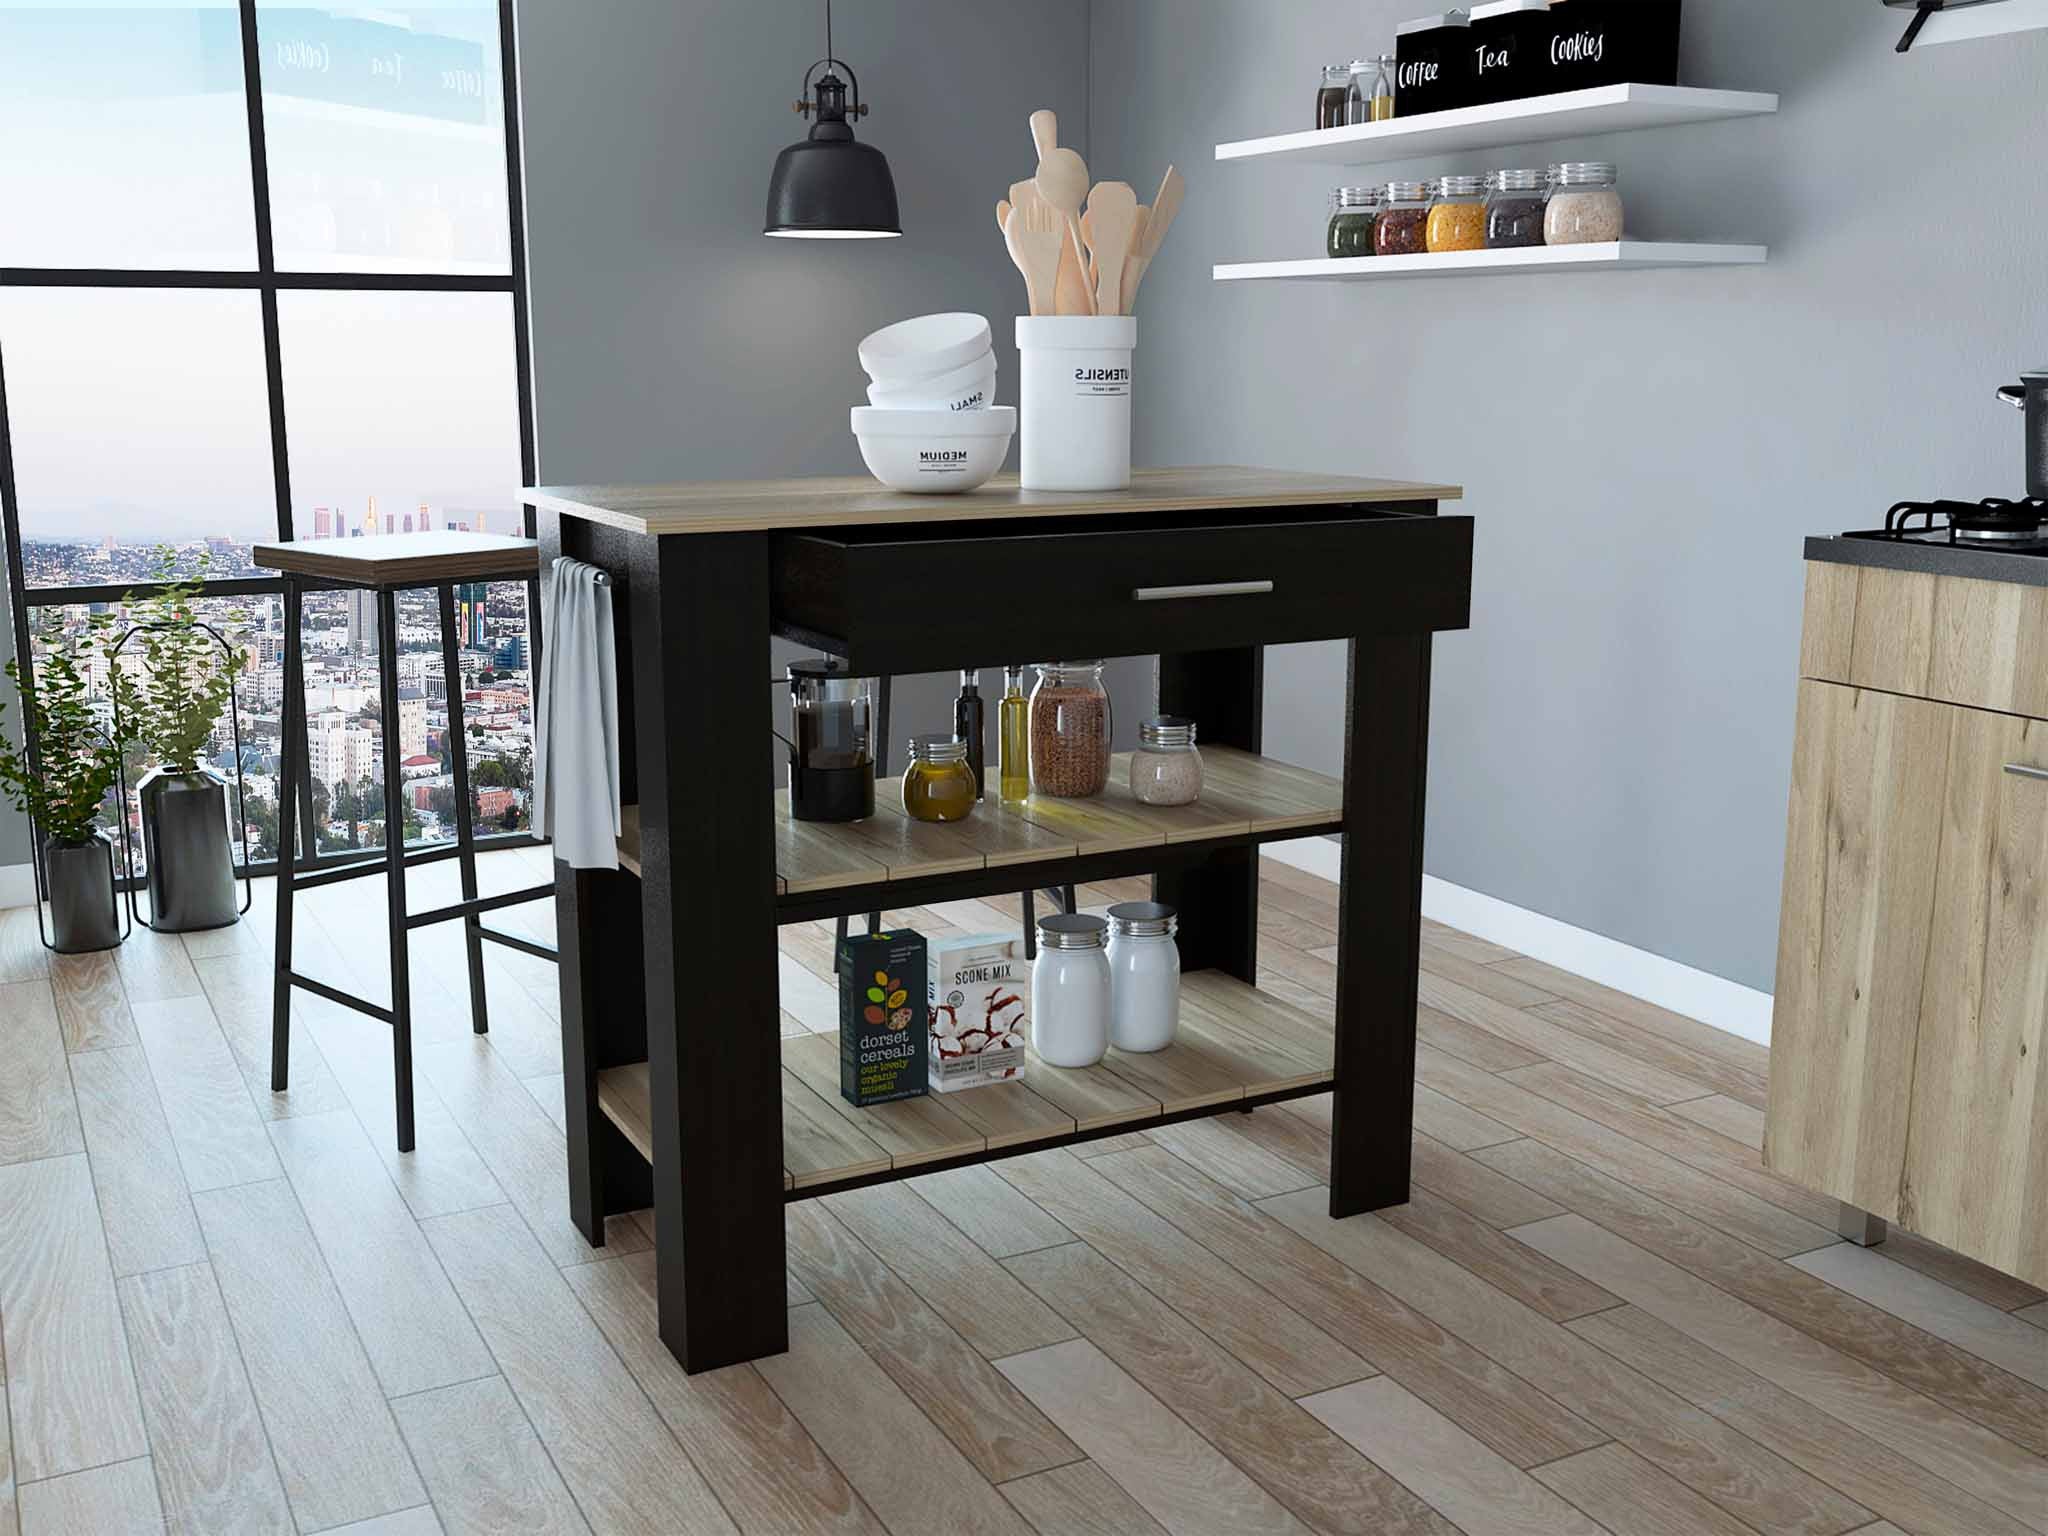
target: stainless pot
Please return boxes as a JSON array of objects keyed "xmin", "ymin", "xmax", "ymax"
[
  {"xmin": 1997, "ymin": 369, "xmax": 2048, "ymax": 499},
  {"xmin": 138, "ymin": 766, "xmax": 240, "ymax": 932},
  {"xmin": 45, "ymin": 833, "xmax": 120, "ymax": 954}
]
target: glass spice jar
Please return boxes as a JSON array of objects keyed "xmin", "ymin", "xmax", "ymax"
[
  {"xmin": 1426, "ymin": 173, "xmax": 1487, "ymax": 253},
  {"xmin": 1369, "ymin": 54, "xmax": 1397, "ymax": 121},
  {"xmin": 1545, "ymin": 161, "xmax": 1623, "ymax": 245},
  {"xmin": 1344, "ymin": 59, "xmax": 1372, "ymax": 125},
  {"xmin": 1316, "ymin": 63, "xmax": 1351, "ymax": 129},
  {"xmin": 1128, "ymin": 716, "xmax": 1202, "ymax": 806},
  {"xmin": 1326, "ymin": 186, "xmax": 1379, "ymax": 258},
  {"xmin": 1028, "ymin": 661, "xmax": 1112, "ymax": 799},
  {"xmin": 1375, "ymin": 180, "xmax": 1430, "ymax": 256},
  {"xmin": 1485, "ymin": 167, "xmax": 1547, "ymax": 248},
  {"xmin": 902, "ymin": 734, "xmax": 977, "ymax": 822}
]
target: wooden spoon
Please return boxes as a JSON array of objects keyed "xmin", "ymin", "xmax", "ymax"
[
  {"xmin": 996, "ymin": 198, "xmax": 1011, "ymax": 237},
  {"xmin": 1033, "ymin": 147, "xmax": 1091, "ymax": 303},
  {"xmin": 1029, "ymin": 109, "xmax": 1057, "ymax": 160},
  {"xmin": 1003, "ymin": 203, "xmax": 1062, "ymax": 318},
  {"xmin": 1055, "ymin": 221, "xmax": 1094, "ymax": 315},
  {"xmin": 1120, "ymin": 206, "xmax": 1152, "ymax": 314},
  {"xmin": 1083, "ymin": 181, "xmax": 1138, "ymax": 318}
]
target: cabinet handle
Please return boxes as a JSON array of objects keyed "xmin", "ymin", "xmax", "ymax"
[
  {"xmin": 2006, "ymin": 763, "xmax": 2048, "ymax": 784},
  {"xmin": 1132, "ymin": 580, "xmax": 1275, "ymax": 602}
]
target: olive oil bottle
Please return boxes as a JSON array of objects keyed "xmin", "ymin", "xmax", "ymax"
[{"xmin": 999, "ymin": 664, "xmax": 1030, "ymax": 803}]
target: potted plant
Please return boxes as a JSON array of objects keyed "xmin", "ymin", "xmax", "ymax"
[
  {"xmin": 0, "ymin": 632, "xmax": 124, "ymax": 952},
  {"xmin": 107, "ymin": 549, "xmax": 248, "ymax": 932}
]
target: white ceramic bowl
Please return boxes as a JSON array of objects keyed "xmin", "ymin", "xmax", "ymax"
[
  {"xmin": 865, "ymin": 350, "xmax": 996, "ymax": 412},
  {"xmin": 858, "ymin": 313, "xmax": 993, "ymax": 384},
  {"xmin": 850, "ymin": 405, "xmax": 1015, "ymax": 494}
]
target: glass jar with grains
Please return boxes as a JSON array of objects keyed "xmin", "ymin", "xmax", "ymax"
[
  {"xmin": 1128, "ymin": 716, "xmax": 1202, "ymax": 806},
  {"xmin": 1485, "ymin": 168, "xmax": 1547, "ymax": 248},
  {"xmin": 902, "ymin": 734, "xmax": 977, "ymax": 822},
  {"xmin": 1425, "ymin": 174, "xmax": 1487, "ymax": 253},
  {"xmin": 1326, "ymin": 186, "xmax": 1379, "ymax": 258},
  {"xmin": 1029, "ymin": 661, "xmax": 1112, "ymax": 798},
  {"xmin": 1375, "ymin": 180, "xmax": 1431, "ymax": 256},
  {"xmin": 1545, "ymin": 162, "xmax": 1623, "ymax": 245}
]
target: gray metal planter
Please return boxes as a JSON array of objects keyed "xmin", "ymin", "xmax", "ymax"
[
  {"xmin": 138, "ymin": 766, "xmax": 239, "ymax": 932},
  {"xmin": 45, "ymin": 833, "xmax": 120, "ymax": 954}
]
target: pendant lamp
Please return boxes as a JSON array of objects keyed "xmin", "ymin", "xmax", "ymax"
[{"xmin": 764, "ymin": 0, "xmax": 901, "ymax": 239}]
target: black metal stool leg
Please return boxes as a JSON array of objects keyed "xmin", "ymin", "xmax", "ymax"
[
  {"xmin": 271, "ymin": 580, "xmax": 305, "ymax": 1091},
  {"xmin": 833, "ymin": 915, "xmax": 847, "ymax": 976},
  {"xmin": 438, "ymin": 583, "xmax": 489, "ymax": 1034},
  {"xmin": 377, "ymin": 590, "xmax": 417, "ymax": 1152},
  {"xmin": 1022, "ymin": 887, "xmax": 1035, "ymax": 959}
]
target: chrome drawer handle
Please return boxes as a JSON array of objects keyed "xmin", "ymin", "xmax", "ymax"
[
  {"xmin": 1132, "ymin": 580, "xmax": 1275, "ymax": 602},
  {"xmin": 2006, "ymin": 763, "xmax": 2048, "ymax": 783}
]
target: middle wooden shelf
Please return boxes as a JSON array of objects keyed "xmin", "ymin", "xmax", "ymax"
[
  {"xmin": 596, "ymin": 969, "xmax": 1336, "ymax": 1197},
  {"xmin": 615, "ymin": 744, "xmax": 1343, "ymax": 902}
]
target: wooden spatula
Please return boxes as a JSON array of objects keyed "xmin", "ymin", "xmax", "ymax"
[
  {"xmin": 1029, "ymin": 109, "xmax": 1057, "ymax": 160},
  {"xmin": 1003, "ymin": 202, "xmax": 1062, "ymax": 318},
  {"xmin": 1142, "ymin": 165, "xmax": 1184, "ymax": 262},
  {"xmin": 996, "ymin": 198, "xmax": 1011, "ymax": 237},
  {"xmin": 1033, "ymin": 147, "xmax": 1091, "ymax": 306},
  {"xmin": 1083, "ymin": 181, "xmax": 1138, "ymax": 318},
  {"xmin": 1120, "ymin": 206, "xmax": 1152, "ymax": 314}
]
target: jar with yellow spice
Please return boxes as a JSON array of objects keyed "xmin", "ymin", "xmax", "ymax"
[
  {"xmin": 1426, "ymin": 174, "xmax": 1487, "ymax": 254},
  {"xmin": 902, "ymin": 734, "xmax": 977, "ymax": 822}
]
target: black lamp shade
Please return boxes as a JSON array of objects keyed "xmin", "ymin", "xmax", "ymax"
[{"xmin": 764, "ymin": 135, "xmax": 901, "ymax": 238}]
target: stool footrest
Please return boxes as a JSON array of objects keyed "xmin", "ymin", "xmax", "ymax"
[
  {"xmin": 284, "ymin": 969, "xmax": 395, "ymax": 1025},
  {"xmin": 406, "ymin": 882, "xmax": 554, "ymax": 932},
  {"xmin": 479, "ymin": 924, "xmax": 559, "ymax": 963}
]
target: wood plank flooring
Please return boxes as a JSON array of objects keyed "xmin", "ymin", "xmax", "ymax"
[{"xmin": 0, "ymin": 844, "xmax": 2042, "ymax": 1535}]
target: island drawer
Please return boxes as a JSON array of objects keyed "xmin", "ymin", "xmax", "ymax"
[{"xmin": 771, "ymin": 505, "xmax": 1472, "ymax": 671}]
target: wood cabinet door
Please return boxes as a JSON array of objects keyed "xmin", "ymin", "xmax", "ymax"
[
  {"xmin": 1766, "ymin": 681, "xmax": 1952, "ymax": 1217},
  {"xmin": 1901, "ymin": 712, "xmax": 2048, "ymax": 1284}
]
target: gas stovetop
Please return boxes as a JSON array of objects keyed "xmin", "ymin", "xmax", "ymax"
[{"xmin": 1842, "ymin": 498, "xmax": 2048, "ymax": 554}]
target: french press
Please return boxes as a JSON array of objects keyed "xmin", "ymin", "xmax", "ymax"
[{"xmin": 780, "ymin": 657, "xmax": 876, "ymax": 822}]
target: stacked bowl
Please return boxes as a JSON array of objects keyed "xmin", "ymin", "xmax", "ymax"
[{"xmin": 851, "ymin": 313, "xmax": 1016, "ymax": 493}]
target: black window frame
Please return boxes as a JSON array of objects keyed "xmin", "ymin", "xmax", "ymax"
[{"xmin": 0, "ymin": 0, "xmax": 538, "ymax": 877}]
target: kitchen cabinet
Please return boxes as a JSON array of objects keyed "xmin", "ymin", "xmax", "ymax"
[{"xmin": 1767, "ymin": 557, "xmax": 2048, "ymax": 1285}]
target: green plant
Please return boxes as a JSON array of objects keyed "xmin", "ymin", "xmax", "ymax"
[
  {"xmin": 0, "ymin": 629, "xmax": 121, "ymax": 846},
  {"xmin": 107, "ymin": 547, "xmax": 247, "ymax": 773}
]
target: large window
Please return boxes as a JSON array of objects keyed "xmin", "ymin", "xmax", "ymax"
[{"xmin": 0, "ymin": 1, "xmax": 534, "ymax": 871}]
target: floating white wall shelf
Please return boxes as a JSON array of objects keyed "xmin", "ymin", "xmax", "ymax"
[
  {"xmin": 1214, "ymin": 84, "xmax": 1779, "ymax": 167},
  {"xmin": 1214, "ymin": 243, "xmax": 1769, "ymax": 283},
  {"xmin": 1899, "ymin": 0, "xmax": 2048, "ymax": 45}
]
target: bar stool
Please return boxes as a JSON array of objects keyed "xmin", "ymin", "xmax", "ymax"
[{"xmin": 252, "ymin": 532, "xmax": 552, "ymax": 1152}]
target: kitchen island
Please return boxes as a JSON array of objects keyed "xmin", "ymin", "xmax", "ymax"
[{"xmin": 524, "ymin": 466, "xmax": 1471, "ymax": 1372}]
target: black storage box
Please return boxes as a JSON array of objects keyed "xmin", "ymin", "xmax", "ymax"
[
  {"xmin": 838, "ymin": 927, "xmax": 929, "ymax": 1106},
  {"xmin": 1467, "ymin": 0, "xmax": 1558, "ymax": 106},
  {"xmin": 1393, "ymin": 10, "xmax": 1475, "ymax": 117},
  {"xmin": 1533, "ymin": 0, "xmax": 1682, "ymax": 92}
]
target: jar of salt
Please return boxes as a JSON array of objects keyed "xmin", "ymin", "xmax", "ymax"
[
  {"xmin": 1128, "ymin": 716, "xmax": 1201, "ymax": 806},
  {"xmin": 1544, "ymin": 162, "xmax": 1623, "ymax": 245}
]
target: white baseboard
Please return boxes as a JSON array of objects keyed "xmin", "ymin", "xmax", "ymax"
[
  {"xmin": 1260, "ymin": 837, "xmax": 1774, "ymax": 1047},
  {"xmin": 0, "ymin": 862, "xmax": 35, "ymax": 911}
]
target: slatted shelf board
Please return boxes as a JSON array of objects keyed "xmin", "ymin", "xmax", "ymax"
[
  {"xmin": 593, "ymin": 970, "xmax": 1336, "ymax": 1194},
  {"xmin": 612, "ymin": 746, "xmax": 1343, "ymax": 895}
]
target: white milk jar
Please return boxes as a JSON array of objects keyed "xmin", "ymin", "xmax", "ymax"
[
  {"xmin": 1032, "ymin": 913, "xmax": 1111, "ymax": 1067},
  {"xmin": 1106, "ymin": 902, "xmax": 1179, "ymax": 1052}
]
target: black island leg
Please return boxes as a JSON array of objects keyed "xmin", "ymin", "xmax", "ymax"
[
  {"xmin": 1154, "ymin": 647, "xmax": 1263, "ymax": 981},
  {"xmin": 631, "ymin": 531, "xmax": 785, "ymax": 1372},
  {"xmin": 1330, "ymin": 633, "xmax": 1432, "ymax": 1217}
]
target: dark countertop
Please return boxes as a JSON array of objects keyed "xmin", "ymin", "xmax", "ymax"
[{"xmin": 1805, "ymin": 534, "xmax": 2048, "ymax": 589}]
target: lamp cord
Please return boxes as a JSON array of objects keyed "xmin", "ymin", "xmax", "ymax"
[{"xmin": 826, "ymin": 0, "xmax": 833, "ymax": 70}]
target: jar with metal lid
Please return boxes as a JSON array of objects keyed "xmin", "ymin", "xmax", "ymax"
[
  {"xmin": 902, "ymin": 734, "xmax": 976, "ymax": 822},
  {"xmin": 1375, "ymin": 180, "xmax": 1431, "ymax": 256},
  {"xmin": 1032, "ymin": 913, "xmax": 1110, "ymax": 1067},
  {"xmin": 1106, "ymin": 902, "xmax": 1179, "ymax": 1053},
  {"xmin": 1029, "ymin": 661, "xmax": 1111, "ymax": 798},
  {"xmin": 1326, "ymin": 187, "xmax": 1379, "ymax": 259},
  {"xmin": 1426, "ymin": 173, "xmax": 1487, "ymax": 253},
  {"xmin": 1544, "ymin": 162, "xmax": 1623, "ymax": 245},
  {"xmin": 1485, "ymin": 167, "xmax": 1547, "ymax": 248},
  {"xmin": 1316, "ymin": 63, "xmax": 1351, "ymax": 129},
  {"xmin": 1128, "ymin": 717, "xmax": 1202, "ymax": 805}
]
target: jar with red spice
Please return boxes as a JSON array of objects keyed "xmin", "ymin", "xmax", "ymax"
[{"xmin": 1375, "ymin": 180, "xmax": 1431, "ymax": 256}]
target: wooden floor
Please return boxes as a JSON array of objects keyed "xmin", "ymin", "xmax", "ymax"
[{"xmin": 0, "ymin": 847, "xmax": 2042, "ymax": 1536}]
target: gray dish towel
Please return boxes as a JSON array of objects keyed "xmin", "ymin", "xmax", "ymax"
[{"xmin": 534, "ymin": 557, "xmax": 621, "ymax": 869}]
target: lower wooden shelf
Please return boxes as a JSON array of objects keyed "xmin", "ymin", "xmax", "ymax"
[{"xmin": 594, "ymin": 970, "xmax": 1334, "ymax": 1197}]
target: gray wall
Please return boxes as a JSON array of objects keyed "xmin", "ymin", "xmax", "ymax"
[
  {"xmin": 1089, "ymin": 0, "xmax": 2048, "ymax": 991},
  {"xmin": 513, "ymin": 0, "xmax": 1113, "ymax": 764}
]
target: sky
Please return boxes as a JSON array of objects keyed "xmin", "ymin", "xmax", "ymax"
[{"xmin": 0, "ymin": 4, "xmax": 521, "ymax": 544}]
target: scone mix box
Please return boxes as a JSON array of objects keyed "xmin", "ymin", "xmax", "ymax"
[
  {"xmin": 927, "ymin": 933, "xmax": 1028, "ymax": 1092},
  {"xmin": 838, "ymin": 929, "xmax": 928, "ymax": 1107}
]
